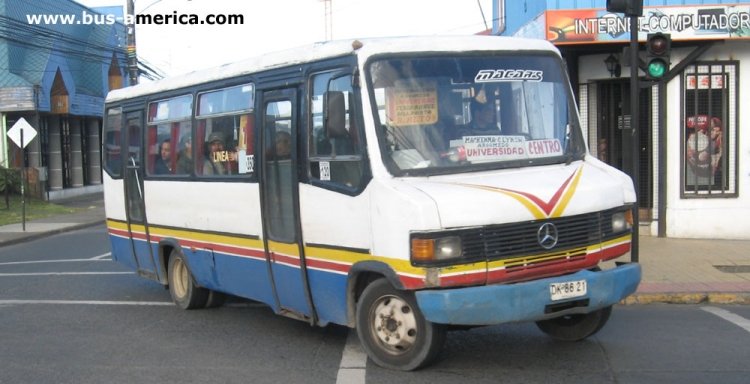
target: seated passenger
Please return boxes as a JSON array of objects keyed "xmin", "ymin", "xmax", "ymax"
[
  {"xmin": 176, "ymin": 136, "xmax": 192, "ymax": 174},
  {"xmin": 203, "ymin": 131, "xmax": 231, "ymax": 175},
  {"xmin": 153, "ymin": 139, "xmax": 172, "ymax": 174}
]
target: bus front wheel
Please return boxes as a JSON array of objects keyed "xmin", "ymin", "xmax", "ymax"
[
  {"xmin": 167, "ymin": 250, "xmax": 208, "ymax": 310},
  {"xmin": 535, "ymin": 305, "xmax": 612, "ymax": 341},
  {"xmin": 355, "ymin": 278, "xmax": 446, "ymax": 371}
]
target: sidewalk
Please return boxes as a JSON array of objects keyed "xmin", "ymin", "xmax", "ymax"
[{"xmin": 0, "ymin": 193, "xmax": 748, "ymax": 304}]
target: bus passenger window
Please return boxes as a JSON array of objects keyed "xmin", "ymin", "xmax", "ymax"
[
  {"xmin": 308, "ymin": 71, "xmax": 364, "ymax": 190},
  {"xmin": 196, "ymin": 83, "xmax": 256, "ymax": 178},
  {"xmin": 146, "ymin": 95, "xmax": 193, "ymax": 177},
  {"xmin": 146, "ymin": 122, "xmax": 191, "ymax": 176},
  {"xmin": 103, "ymin": 107, "xmax": 123, "ymax": 177}
]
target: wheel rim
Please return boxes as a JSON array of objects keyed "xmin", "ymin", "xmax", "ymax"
[
  {"xmin": 172, "ymin": 257, "xmax": 188, "ymax": 299},
  {"xmin": 369, "ymin": 294, "xmax": 418, "ymax": 355}
]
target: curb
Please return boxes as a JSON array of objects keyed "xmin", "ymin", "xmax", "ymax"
[
  {"xmin": 623, "ymin": 292, "xmax": 750, "ymax": 305},
  {"xmin": 0, "ymin": 220, "xmax": 104, "ymax": 248}
]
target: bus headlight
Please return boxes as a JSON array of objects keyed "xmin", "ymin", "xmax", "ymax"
[
  {"xmin": 411, "ymin": 236, "xmax": 462, "ymax": 264},
  {"xmin": 612, "ymin": 210, "xmax": 633, "ymax": 233}
]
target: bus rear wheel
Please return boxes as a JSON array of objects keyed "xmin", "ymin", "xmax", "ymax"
[
  {"xmin": 167, "ymin": 250, "xmax": 208, "ymax": 310},
  {"xmin": 355, "ymin": 278, "xmax": 446, "ymax": 371},
  {"xmin": 535, "ymin": 305, "xmax": 612, "ymax": 341}
]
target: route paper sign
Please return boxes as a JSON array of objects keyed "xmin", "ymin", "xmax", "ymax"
[
  {"xmin": 386, "ymin": 80, "xmax": 438, "ymax": 126},
  {"xmin": 463, "ymin": 135, "xmax": 527, "ymax": 162},
  {"xmin": 7, "ymin": 117, "xmax": 37, "ymax": 148},
  {"xmin": 463, "ymin": 136, "xmax": 564, "ymax": 162}
]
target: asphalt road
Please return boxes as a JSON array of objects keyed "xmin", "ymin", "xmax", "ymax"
[{"xmin": 1, "ymin": 225, "xmax": 749, "ymax": 384}]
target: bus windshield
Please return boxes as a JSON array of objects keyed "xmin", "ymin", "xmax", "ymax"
[{"xmin": 367, "ymin": 54, "xmax": 585, "ymax": 175}]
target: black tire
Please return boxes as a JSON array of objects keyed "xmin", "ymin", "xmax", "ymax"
[
  {"xmin": 167, "ymin": 250, "xmax": 208, "ymax": 310},
  {"xmin": 204, "ymin": 290, "xmax": 227, "ymax": 309},
  {"xmin": 535, "ymin": 305, "xmax": 613, "ymax": 342},
  {"xmin": 355, "ymin": 278, "xmax": 446, "ymax": 371}
]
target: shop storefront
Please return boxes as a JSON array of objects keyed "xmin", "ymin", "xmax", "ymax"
[{"xmin": 495, "ymin": 1, "xmax": 749, "ymax": 239}]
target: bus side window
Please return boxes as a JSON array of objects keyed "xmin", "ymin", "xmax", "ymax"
[
  {"xmin": 146, "ymin": 121, "xmax": 190, "ymax": 176},
  {"xmin": 195, "ymin": 83, "xmax": 256, "ymax": 178},
  {"xmin": 104, "ymin": 107, "xmax": 123, "ymax": 177},
  {"xmin": 308, "ymin": 71, "xmax": 364, "ymax": 190}
]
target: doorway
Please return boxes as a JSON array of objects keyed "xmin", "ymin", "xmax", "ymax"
[{"xmin": 598, "ymin": 80, "xmax": 653, "ymax": 220}]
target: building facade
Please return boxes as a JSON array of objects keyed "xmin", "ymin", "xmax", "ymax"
[
  {"xmin": 494, "ymin": 0, "xmax": 749, "ymax": 239},
  {"xmin": 0, "ymin": 0, "xmax": 129, "ymax": 199}
]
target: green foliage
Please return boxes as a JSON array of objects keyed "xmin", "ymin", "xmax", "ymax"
[
  {"xmin": 0, "ymin": 194, "xmax": 76, "ymax": 225},
  {"xmin": 0, "ymin": 167, "xmax": 22, "ymax": 194}
]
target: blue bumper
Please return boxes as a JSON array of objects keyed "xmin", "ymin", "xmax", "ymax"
[{"xmin": 415, "ymin": 263, "xmax": 641, "ymax": 325}]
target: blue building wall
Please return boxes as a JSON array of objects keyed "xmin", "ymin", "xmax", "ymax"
[{"xmin": 0, "ymin": 0, "xmax": 129, "ymax": 117}]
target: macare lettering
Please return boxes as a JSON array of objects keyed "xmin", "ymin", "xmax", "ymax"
[{"xmin": 475, "ymin": 69, "xmax": 543, "ymax": 83}]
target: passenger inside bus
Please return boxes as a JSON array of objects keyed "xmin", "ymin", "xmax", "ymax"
[
  {"xmin": 176, "ymin": 135, "xmax": 192, "ymax": 174},
  {"xmin": 153, "ymin": 138, "xmax": 173, "ymax": 174},
  {"xmin": 203, "ymin": 131, "xmax": 231, "ymax": 175},
  {"xmin": 464, "ymin": 100, "xmax": 499, "ymax": 136},
  {"xmin": 274, "ymin": 131, "xmax": 292, "ymax": 159}
]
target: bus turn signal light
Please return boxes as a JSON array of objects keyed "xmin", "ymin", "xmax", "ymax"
[{"xmin": 411, "ymin": 239, "xmax": 435, "ymax": 262}]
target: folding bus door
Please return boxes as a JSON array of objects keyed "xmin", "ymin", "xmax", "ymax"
[
  {"xmin": 122, "ymin": 110, "xmax": 158, "ymax": 278},
  {"xmin": 260, "ymin": 88, "xmax": 314, "ymax": 320}
]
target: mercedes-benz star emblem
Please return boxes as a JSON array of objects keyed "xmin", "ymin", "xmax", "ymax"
[{"xmin": 537, "ymin": 222, "xmax": 559, "ymax": 250}]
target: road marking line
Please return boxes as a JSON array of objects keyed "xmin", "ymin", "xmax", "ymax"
[
  {"xmin": 0, "ymin": 299, "xmax": 172, "ymax": 306},
  {"xmin": 90, "ymin": 252, "xmax": 112, "ymax": 260},
  {"xmin": 0, "ymin": 259, "xmax": 112, "ymax": 266},
  {"xmin": 336, "ymin": 330, "xmax": 367, "ymax": 384},
  {"xmin": 702, "ymin": 306, "xmax": 750, "ymax": 334},
  {"xmin": 0, "ymin": 272, "xmax": 133, "ymax": 277}
]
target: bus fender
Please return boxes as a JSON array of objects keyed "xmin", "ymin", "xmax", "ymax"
[
  {"xmin": 156, "ymin": 238, "xmax": 182, "ymax": 285},
  {"xmin": 345, "ymin": 261, "xmax": 404, "ymax": 327}
]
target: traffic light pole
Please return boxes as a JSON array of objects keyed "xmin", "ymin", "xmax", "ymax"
[{"xmin": 629, "ymin": 14, "xmax": 640, "ymax": 263}]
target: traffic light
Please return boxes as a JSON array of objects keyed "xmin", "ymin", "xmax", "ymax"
[
  {"xmin": 606, "ymin": 0, "xmax": 643, "ymax": 16},
  {"xmin": 645, "ymin": 33, "xmax": 671, "ymax": 80}
]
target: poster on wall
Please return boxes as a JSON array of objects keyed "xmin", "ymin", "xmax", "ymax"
[
  {"xmin": 546, "ymin": 4, "xmax": 750, "ymax": 44},
  {"xmin": 684, "ymin": 114, "xmax": 723, "ymax": 185}
]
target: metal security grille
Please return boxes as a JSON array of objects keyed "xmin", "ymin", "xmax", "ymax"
[
  {"xmin": 682, "ymin": 62, "xmax": 737, "ymax": 197},
  {"xmin": 459, "ymin": 209, "xmax": 621, "ymax": 261}
]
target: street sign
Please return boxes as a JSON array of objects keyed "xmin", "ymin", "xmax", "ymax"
[
  {"xmin": 7, "ymin": 117, "xmax": 38, "ymax": 148},
  {"xmin": 6, "ymin": 117, "xmax": 37, "ymax": 231}
]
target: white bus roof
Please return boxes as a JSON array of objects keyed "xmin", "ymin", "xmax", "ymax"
[{"xmin": 106, "ymin": 35, "xmax": 559, "ymax": 103}]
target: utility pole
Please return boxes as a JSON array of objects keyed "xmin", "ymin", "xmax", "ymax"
[
  {"xmin": 320, "ymin": 0, "xmax": 333, "ymax": 41},
  {"xmin": 126, "ymin": 0, "xmax": 138, "ymax": 85}
]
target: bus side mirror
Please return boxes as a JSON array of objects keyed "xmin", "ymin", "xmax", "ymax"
[{"xmin": 324, "ymin": 91, "xmax": 346, "ymax": 138}]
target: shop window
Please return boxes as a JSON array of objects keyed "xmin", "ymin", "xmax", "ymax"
[{"xmin": 682, "ymin": 62, "xmax": 737, "ymax": 197}]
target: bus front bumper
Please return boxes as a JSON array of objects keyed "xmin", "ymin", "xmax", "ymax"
[{"xmin": 415, "ymin": 263, "xmax": 641, "ymax": 325}]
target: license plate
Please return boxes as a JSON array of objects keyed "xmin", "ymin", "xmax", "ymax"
[{"xmin": 549, "ymin": 280, "xmax": 587, "ymax": 301}]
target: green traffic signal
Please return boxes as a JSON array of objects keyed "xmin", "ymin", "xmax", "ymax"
[
  {"xmin": 645, "ymin": 33, "xmax": 671, "ymax": 81},
  {"xmin": 647, "ymin": 59, "xmax": 667, "ymax": 79}
]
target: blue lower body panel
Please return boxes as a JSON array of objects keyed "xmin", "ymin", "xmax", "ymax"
[{"xmin": 416, "ymin": 263, "xmax": 641, "ymax": 325}]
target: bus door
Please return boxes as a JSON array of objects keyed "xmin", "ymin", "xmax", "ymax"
[
  {"xmin": 260, "ymin": 88, "xmax": 315, "ymax": 320},
  {"xmin": 122, "ymin": 110, "xmax": 157, "ymax": 278}
]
